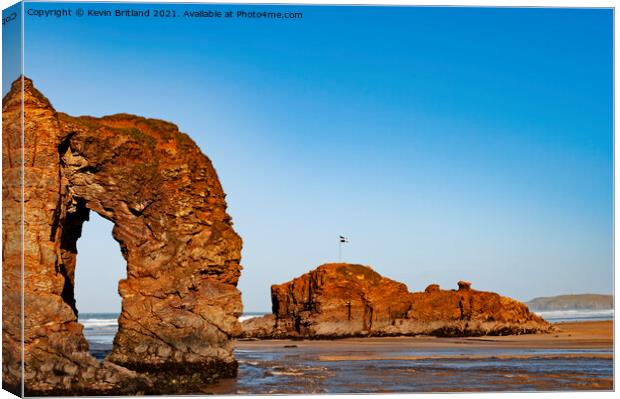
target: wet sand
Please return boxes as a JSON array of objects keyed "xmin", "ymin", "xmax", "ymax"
[
  {"xmin": 86, "ymin": 320, "xmax": 613, "ymax": 393},
  {"xmin": 204, "ymin": 320, "xmax": 613, "ymax": 394},
  {"xmin": 237, "ymin": 320, "xmax": 613, "ymax": 353}
]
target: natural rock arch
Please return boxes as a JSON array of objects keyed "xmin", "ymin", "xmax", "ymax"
[{"xmin": 2, "ymin": 77, "xmax": 243, "ymax": 395}]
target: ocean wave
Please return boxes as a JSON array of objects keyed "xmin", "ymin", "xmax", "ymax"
[
  {"xmin": 79, "ymin": 318, "xmax": 119, "ymax": 328},
  {"xmin": 239, "ymin": 315, "xmax": 261, "ymax": 322},
  {"xmin": 534, "ymin": 309, "xmax": 613, "ymax": 321},
  {"xmin": 79, "ymin": 313, "xmax": 266, "ymax": 328}
]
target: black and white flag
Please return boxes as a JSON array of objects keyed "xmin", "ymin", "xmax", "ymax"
[{"xmin": 339, "ymin": 235, "xmax": 349, "ymax": 243}]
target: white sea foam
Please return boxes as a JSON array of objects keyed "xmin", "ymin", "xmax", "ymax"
[
  {"xmin": 239, "ymin": 315, "xmax": 260, "ymax": 322},
  {"xmin": 79, "ymin": 318, "xmax": 119, "ymax": 328},
  {"xmin": 79, "ymin": 313, "xmax": 266, "ymax": 329},
  {"xmin": 534, "ymin": 309, "xmax": 613, "ymax": 322}
]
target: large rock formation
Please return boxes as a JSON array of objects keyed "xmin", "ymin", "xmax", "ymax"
[
  {"xmin": 270, "ymin": 263, "xmax": 412, "ymax": 337},
  {"xmin": 2, "ymin": 77, "xmax": 243, "ymax": 395},
  {"xmin": 241, "ymin": 263, "xmax": 550, "ymax": 338}
]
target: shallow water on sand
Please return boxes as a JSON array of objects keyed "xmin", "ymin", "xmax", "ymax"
[
  {"xmin": 79, "ymin": 313, "xmax": 613, "ymax": 393},
  {"xmin": 85, "ymin": 338, "xmax": 612, "ymax": 393},
  {"xmin": 217, "ymin": 345, "xmax": 612, "ymax": 393}
]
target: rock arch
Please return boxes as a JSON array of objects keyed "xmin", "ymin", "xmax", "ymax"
[{"xmin": 2, "ymin": 77, "xmax": 243, "ymax": 395}]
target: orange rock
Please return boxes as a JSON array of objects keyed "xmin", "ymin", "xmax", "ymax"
[
  {"xmin": 424, "ymin": 284, "xmax": 440, "ymax": 293},
  {"xmin": 269, "ymin": 263, "xmax": 412, "ymax": 337},
  {"xmin": 2, "ymin": 77, "xmax": 242, "ymax": 395},
  {"xmin": 241, "ymin": 264, "xmax": 550, "ymax": 338}
]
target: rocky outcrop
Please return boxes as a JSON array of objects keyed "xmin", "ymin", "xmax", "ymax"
[
  {"xmin": 269, "ymin": 263, "xmax": 412, "ymax": 337},
  {"xmin": 241, "ymin": 263, "xmax": 550, "ymax": 339},
  {"xmin": 2, "ymin": 77, "xmax": 243, "ymax": 395},
  {"xmin": 238, "ymin": 314, "xmax": 278, "ymax": 339}
]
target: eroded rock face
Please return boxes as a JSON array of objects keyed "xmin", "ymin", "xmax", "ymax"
[
  {"xmin": 270, "ymin": 263, "xmax": 412, "ymax": 337},
  {"xmin": 2, "ymin": 77, "xmax": 243, "ymax": 395},
  {"xmin": 241, "ymin": 263, "xmax": 550, "ymax": 338},
  {"xmin": 2, "ymin": 75, "xmax": 26, "ymax": 395}
]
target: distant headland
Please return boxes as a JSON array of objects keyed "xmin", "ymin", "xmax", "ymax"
[{"xmin": 526, "ymin": 294, "xmax": 613, "ymax": 311}]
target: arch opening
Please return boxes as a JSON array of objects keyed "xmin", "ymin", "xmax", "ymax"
[{"xmin": 73, "ymin": 211, "xmax": 126, "ymax": 360}]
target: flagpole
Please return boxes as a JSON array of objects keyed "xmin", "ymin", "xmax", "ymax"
[
  {"xmin": 338, "ymin": 240, "xmax": 342, "ymax": 262},
  {"xmin": 338, "ymin": 235, "xmax": 347, "ymax": 262}
]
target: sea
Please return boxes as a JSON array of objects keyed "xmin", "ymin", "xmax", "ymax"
[
  {"xmin": 77, "ymin": 310, "xmax": 613, "ymax": 393},
  {"xmin": 534, "ymin": 309, "xmax": 614, "ymax": 323},
  {"xmin": 78, "ymin": 309, "xmax": 614, "ymax": 347}
]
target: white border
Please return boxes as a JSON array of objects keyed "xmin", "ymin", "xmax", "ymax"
[{"xmin": 0, "ymin": 1, "xmax": 616, "ymax": 399}]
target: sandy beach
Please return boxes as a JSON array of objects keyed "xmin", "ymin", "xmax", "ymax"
[{"xmin": 237, "ymin": 320, "xmax": 613, "ymax": 352}]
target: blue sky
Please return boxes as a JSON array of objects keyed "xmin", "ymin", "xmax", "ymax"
[
  {"xmin": 11, "ymin": 3, "xmax": 613, "ymax": 312},
  {"xmin": 2, "ymin": 2, "xmax": 21, "ymax": 90}
]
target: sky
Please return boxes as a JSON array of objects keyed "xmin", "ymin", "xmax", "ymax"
[
  {"xmin": 6, "ymin": 2, "xmax": 613, "ymax": 312},
  {"xmin": 2, "ymin": 2, "xmax": 21, "ymax": 90}
]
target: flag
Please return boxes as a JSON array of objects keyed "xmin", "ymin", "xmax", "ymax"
[{"xmin": 339, "ymin": 235, "xmax": 348, "ymax": 243}]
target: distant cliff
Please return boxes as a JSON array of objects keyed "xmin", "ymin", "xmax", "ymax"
[{"xmin": 526, "ymin": 294, "xmax": 613, "ymax": 311}]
